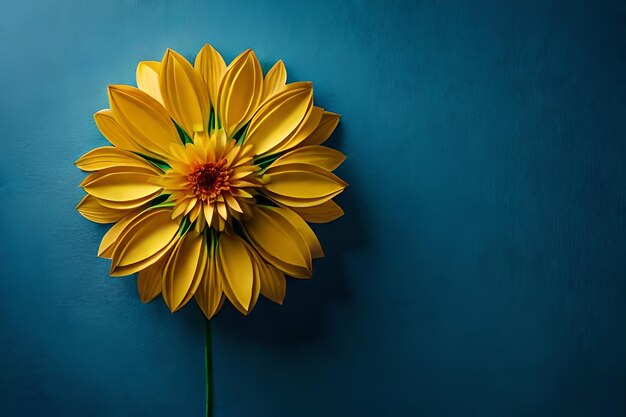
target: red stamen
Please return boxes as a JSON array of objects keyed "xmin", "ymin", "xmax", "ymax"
[{"xmin": 188, "ymin": 159, "xmax": 230, "ymax": 202}]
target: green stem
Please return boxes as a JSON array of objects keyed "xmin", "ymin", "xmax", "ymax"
[{"xmin": 205, "ymin": 319, "xmax": 213, "ymax": 417}]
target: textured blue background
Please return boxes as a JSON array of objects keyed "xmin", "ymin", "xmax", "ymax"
[{"xmin": 1, "ymin": 0, "xmax": 626, "ymax": 416}]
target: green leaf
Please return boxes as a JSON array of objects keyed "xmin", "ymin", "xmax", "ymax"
[
  {"xmin": 135, "ymin": 153, "xmax": 171, "ymax": 171},
  {"xmin": 152, "ymin": 201, "xmax": 175, "ymax": 209},
  {"xmin": 254, "ymin": 152, "xmax": 283, "ymax": 170},
  {"xmin": 234, "ymin": 122, "xmax": 251, "ymax": 145},
  {"xmin": 175, "ymin": 122, "xmax": 193, "ymax": 145},
  {"xmin": 179, "ymin": 216, "xmax": 193, "ymax": 236}
]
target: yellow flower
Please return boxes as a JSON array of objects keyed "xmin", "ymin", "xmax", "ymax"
[{"xmin": 76, "ymin": 45, "xmax": 347, "ymax": 318}]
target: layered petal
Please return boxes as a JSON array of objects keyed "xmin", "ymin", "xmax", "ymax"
[
  {"xmin": 75, "ymin": 146, "xmax": 162, "ymax": 173},
  {"xmin": 217, "ymin": 50, "xmax": 263, "ymax": 136},
  {"xmin": 243, "ymin": 205, "xmax": 312, "ymax": 278},
  {"xmin": 162, "ymin": 231, "xmax": 207, "ymax": 312},
  {"xmin": 160, "ymin": 49, "xmax": 210, "ymax": 136},
  {"xmin": 290, "ymin": 199, "xmax": 344, "ymax": 223},
  {"xmin": 264, "ymin": 163, "xmax": 347, "ymax": 203},
  {"xmin": 261, "ymin": 60, "xmax": 286, "ymax": 102},
  {"xmin": 110, "ymin": 208, "xmax": 180, "ymax": 276},
  {"xmin": 273, "ymin": 105, "xmax": 324, "ymax": 153},
  {"xmin": 298, "ymin": 111, "xmax": 341, "ymax": 147},
  {"xmin": 195, "ymin": 238, "xmax": 222, "ymax": 319},
  {"xmin": 265, "ymin": 192, "xmax": 343, "ymax": 208},
  {"xmin": 271, "ymin": 145, "xmax": 345, "ymax": 171},
  {"xmin": 217, "ymin": 233, "xmax": 259, "ymax": 314},
  {"xmin": 259, "ymin": 264, "xmax": 286, "ymax": 305},
  {"xmin": 245, "ymin": 243, "xmax": 263, "ymax": 312},
  {"xmin": 94, "ymin": 193, "xmax": 162, "ymax": 211},
  {"xmin": 137, "ymin": 255, "xmax": 167, "ymax": 303},
  {"xmin": 245, "ymin": 83, "xmax": 312, "ymax": 155},
  {"xmin": 136, "ymin": 61, "xmax": 163, "ymax": 104},
  {"xmin": 94, "ymin": 110, "xmax": 151, "ymax": 157},
  {"xmin": 82, "ymin": 166, "xmax": 162, "ymax": 203},
  {"xmin": 108, "ymin": 85, "xmax": 180, "ymax": 160},
  {"xmin": 98, "ymin": 210, "xmax": 145, "ymax": 258},
  {"xmin": 76, "ymin": 195, "xmax": 136, "ymax": 224},
  {"xmin": 194, "ymin": 44, "xmax": 226, "ymax": 111},
  {"xmin": 274, "ymin": 206, "xmax": 324, "ymax": 258}
]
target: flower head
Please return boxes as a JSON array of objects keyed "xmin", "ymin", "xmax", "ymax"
[
  {"xmin": 76, "ymin": 45, "xmax": 347, "ymax": 318},
  {"xmin": 160, "ymin": 129, "xmax": 261, "ymax": 232}
]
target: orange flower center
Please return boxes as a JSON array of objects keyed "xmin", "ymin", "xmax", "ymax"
[{"xmin": 188, "ymin": 159, "xmax": 230, "ymax": 202}]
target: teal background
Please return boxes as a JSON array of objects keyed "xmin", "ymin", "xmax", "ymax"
[{"xmin": 1, "ymin": 0, "xmax": 626, "ymax": 416}]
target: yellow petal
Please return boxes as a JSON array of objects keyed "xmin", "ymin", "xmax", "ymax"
[
  {"xmin": 298, "ymin": 111, "xmax": 340, "ymax": 147},
  {"xmin": 261, "ymin": 60, "xmax": 286, "ymax": 102},
  {"xmin": 95, "ymin": 192, "xmax": 161, "ymax": 210},
  {"xmin": 274, "ymin": 106, "xmax": 324, "ymax": 153},
  {"xmin": 271, "ymin": 145, "xmax": 346, "ymax": 171},
  {"xmin": 76, "ymin": 194, "xmax": 134, "ymax": 224},
  {"xmin": 111, "ymin": 208, "xmax": 180, "ymax": 271},
  {"xmin": 94, "ymin": 110, "xmax": 149, "ymax": 157},
  {"xmin": 79, "ymin": 165, "xmax": 156, "ymax": 187},
  {"xmin": 111, "ymin": 241, "xmax": 176, "ymax": 277},
  {"xmin": 188, "ymin": 203, "xmax": 202, "ymax": 222},
  {"xmin": 266, "ymin": 189, "xmax": 343, "ymax": 208},
  {"xmin": 245, "ymin": 85, "xmax": 312, "ymax": 155},
  {"xmin": 273, "ymin": 206, "xmax": 324, "ymax": 258},
  {"xmin": 264, "ymin": 163, "xmax": 347, "ymax": 200},
  {"xmin": 83, "ymin": 169, "xmax": 162, "ymax": 202},
  {"xmin": 217, "ymin": 233, "xmax": 256, "ymax": 313},
  {"xmin": 247, "ymin": 248, "xmax": 263, "ymax": 312},
  {"xmin": 260, "ymin": 264, "xmax": 286, "ymax": 305},
  {"xmin": 243, "ymin": 205, "xmax": 311, "ymax": 277},
  {"xmin": 108, "ymin": 84, "xmax": 179, "ymax": 160},
  {"xmin": 249, "ymin": 236, "xmax": 309, "ymax": 278},
  {"xmin": 162, "ymin": 232, "xmax": 206, "ymax": 312},
  {"xmin": 160, "ymin": 49, "xmax": 209, "ymax": 136},
  {"xmin": 75, "ymin": 146, "xmax": 161, "ymax": 173},
  {"xmin": 290, "ymin": 200, "xmax": 344, "ymax": 223},
  {"xmin": 216, "ymin": 201, "xmax": 227, "ymax": 220},
  {"xmin": 195, "ymin": 242, "xmax": 222, "ymax": 319},
  {"xmin": 136, "ymin": 61, "xmax": 164, "ymax": 104},
  {"xmin": 224, "ymin": 193, "xmax": 243, "ymax": 213},
  {"xmin": 217, "ymin": 50, "xmax": 263, "ymax": 136},
  {"xmin": 137, "ymin": 255, "xmax": 167, "ymax": 303},
  {"xmin": 98, "ymin": 210, "xmax": 145, "ymax": 258},
  {"xmin": 194, "ymin": 44, "xmax": 226, "ymax": 110},
  {"xmin": 217, "ymin": 215, "xmax": 226, "ymax": 232},
  {"xmin": 203, "ymin": 203, "xmax": 215, "ymax": 227}
]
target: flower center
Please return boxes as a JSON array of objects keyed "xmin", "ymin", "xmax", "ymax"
[{"xmin": 188, "ymin": 160, "xmax": 230, "ymax": 202}]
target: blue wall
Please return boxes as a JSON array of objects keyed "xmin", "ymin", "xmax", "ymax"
[{"xmin": 1, "ymin": 1, "xmax": 626, "ymax": 416}]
